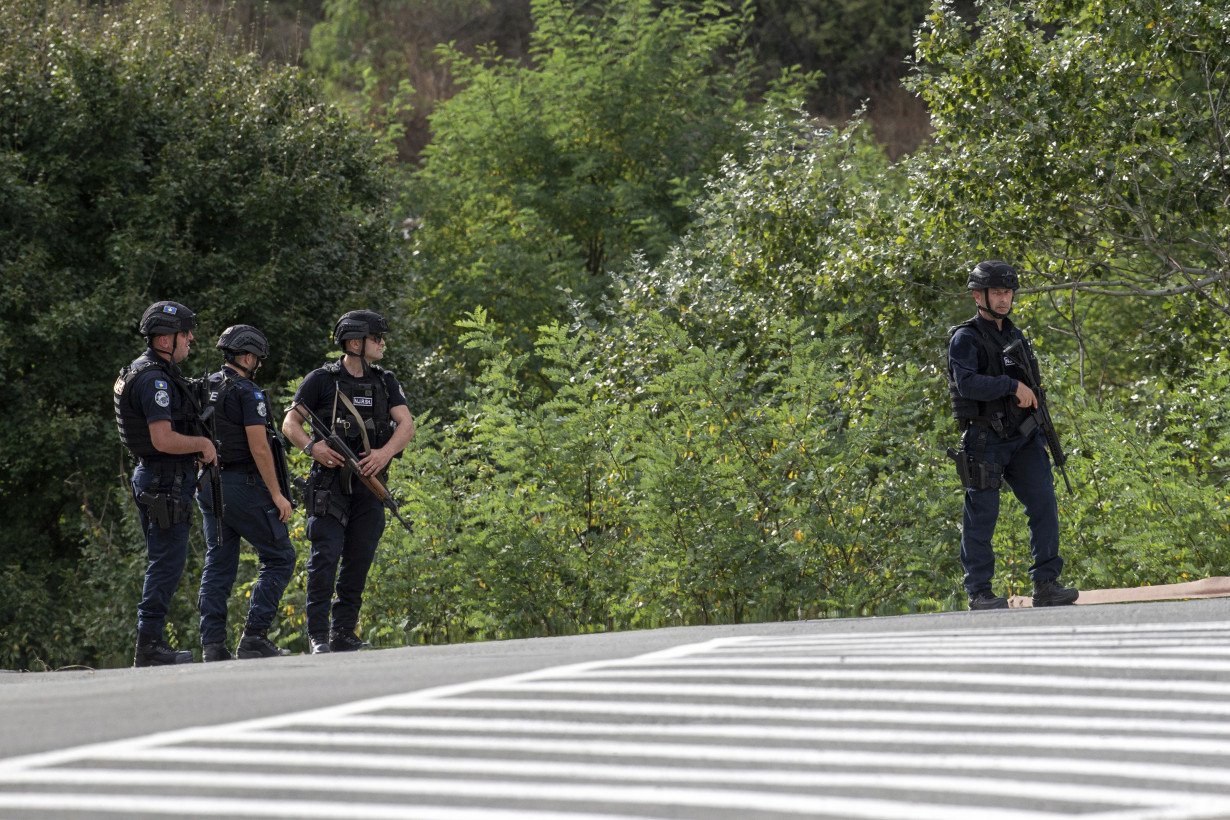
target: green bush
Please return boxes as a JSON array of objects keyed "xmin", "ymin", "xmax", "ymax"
[{"xmin": 0, "ymin": 0, "xmax": 399, "ymax": 669}]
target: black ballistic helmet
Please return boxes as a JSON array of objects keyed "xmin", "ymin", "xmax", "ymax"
[
  {"xmin": 216, "ymin": 324, "xmax": 269, "ymax": 359},
  {"xmin": 333, "ymin": 310, "xmax": 389, "ymax": 346},
  {"xmin": 967, "ymin": 260, "xmax": 1020, "ymax": 291},
  {"xmin": 139, "ymin": 301, "xmax": 197, "ymax": 337}
]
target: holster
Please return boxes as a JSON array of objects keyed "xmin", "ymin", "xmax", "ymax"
[
  {"xmin": 136, "ymin": 490, "xmax": 192, "ymax": 529},
  {"xmin": 947, "ymin": 447, "xmax": 1003, "ymax": 491},
  {"xmin": 305, "ymin": 475, "xmax": 350, "ymax": 526},
  {"xmin": 136, "ymin": 469, "xmax": 192, "ymax": 529}
]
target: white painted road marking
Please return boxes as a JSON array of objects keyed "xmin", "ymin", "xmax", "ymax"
[{"xmin": 4, "ymin": 622, "xmax": 1230, "ymax": 818}]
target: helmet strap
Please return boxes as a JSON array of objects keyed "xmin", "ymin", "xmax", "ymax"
[
  {"xmin": 167, "ymin": 333, "xmax": 185, "ymax": 375},
  {"xmin": 342, "ymin": 340, "xmax": 368, "ymax": 377},
  {"xmin": 977, "ymin": 289, "xmax": 1012, "ymax": 321},
  {"xmin": 225, "ymin": 352, "xmax": 258, "ymax": 379},
  {"xmin": 150, "ymin": 333, "xmax": 180, "ymax": 368}
]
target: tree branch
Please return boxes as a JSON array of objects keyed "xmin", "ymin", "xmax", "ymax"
[{"xmin": 1024, "ymin": 270, "xmax": 1229, "ymax": 298}]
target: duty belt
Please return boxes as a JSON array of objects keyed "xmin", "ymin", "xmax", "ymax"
[
  {"xmin": 960, "ymin": 416, "xmax": 1005, "ymax": 434},
  {"xmin": 137, "ymin": 456, "xmax": 195, "ymax": 471}
]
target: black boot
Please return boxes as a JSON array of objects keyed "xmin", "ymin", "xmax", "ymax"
[
  {"xmin": 202, "ymin": 642, "xmax": 234, "ymax": 662},
  {"xmin": 134, "ymin": 636, "xmax": 193, "ymax": 667},
  {"xmin": 308, "ymin": 633, "xmax": 332, "ymax": 654},
  {"xmin": 329, "ymin": 630, "xmax": 371, "ymax": 652},
  {"xmin": 237, "ymin": 631, "xmax": 290, "ymax": 659},
  {"xmin": 1033, "ymin": 579, "xmax": 1079, "ymax": 607},
  {"xmin": 968, "ymin": 590, "xmax": 1009, "ymax": 610}
]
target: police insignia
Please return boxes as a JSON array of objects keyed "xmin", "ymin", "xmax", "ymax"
[
  {"xmin": 254, "ymin": 390, "xmax": 265, "ymax": 399},
  {"xmin": 257, "ymin": 402, "xmax": 267, "ymax": 417},
  {"xmin": 154, "ymin": 380, "xmax": 168, "ymax": 390},
  {"xmin": 154, "ymin": 390, "xmax": 171, "ymax": 408},
  {"xmin": 353, "ymin": 396, "xmax": 374, "ymax": 407}
]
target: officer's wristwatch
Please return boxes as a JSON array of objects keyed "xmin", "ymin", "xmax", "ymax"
[{"xmin": 303, "ymin": 440, "xmax": 316, "ymax": 457}]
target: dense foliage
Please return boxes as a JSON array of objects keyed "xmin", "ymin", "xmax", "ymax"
[
  {"xmin": 2, "ymin": 0, "xmax": 1227, "ymax": 669},
  {"xmin": 300, "ymin": 0, "xmax": 941, "ymax": 163},
  {"xmin": 397, "ymin": 0, "xmax": 812, "ymax": 416},
  {"xmin": 362, "ymin": 108, "xmax": 1229, "ymax": 642},
  {"xmin": 0, "ymin": 0, "xmax": 399, "ymax": 669}
]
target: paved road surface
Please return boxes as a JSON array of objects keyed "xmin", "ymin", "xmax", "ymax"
[{"xmin": 3, "ymin": 599, "xmax": 1230, "ymax": 818}]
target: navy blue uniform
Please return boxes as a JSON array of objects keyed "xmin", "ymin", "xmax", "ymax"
[
  {"xmin": 114, "ymin": 351, "xmax": 199, "ymax": 642},
  {"xmin": 948, "ymin": 316, "xmax": 1062, "ymax": 596},
  {"xmin": 293, "ymin": 363, "xmax": 407, "ymax": 639},
  {"xmin": 196, "ymin": 366, "xmax": 296, "ymax": 646}
]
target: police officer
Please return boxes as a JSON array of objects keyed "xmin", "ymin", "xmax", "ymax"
[
  {"xmin": 947, "ymin": 261, "xmax": 1079, "ymax": 610},
  {"xmin": 197, "ymin": 325, "xmax": 298, "ymax": 661},
  {"xmin": 281, "ymin": 310, "xmax": 415, "ymax": 653},
  {"xmin": 114, "ymin": 301, "xmax": 217, "ymax": 666}
]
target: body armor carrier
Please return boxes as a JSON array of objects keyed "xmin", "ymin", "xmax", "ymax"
[
  {"xmin": 946, "ymin": 318, "xmax": 1029, "ymax": 434},
  {"xmin": 323, "ymin": 360, "xmax": 395, "ymax": 451},
  {"xmin": 210, "ymin": 370, "xmax": 295, "ymax": 500},
  {"xmin": 304, "ymin": 361, "xmax": 396, "ymax": 517},
  {"xmin": 207, "ymin": 371, "xmax": 255, "ymax": 468},
  {"xmin": 114, "ymin": 353, "xmax": 198, "ymax": 459}
]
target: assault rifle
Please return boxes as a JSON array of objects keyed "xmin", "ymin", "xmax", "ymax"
[
  {"xmin": 289, "ymin": 400, "xmax": 413, "ymax": 534},
  {"xmin": 192, "ymin": 377, "xmax": 226, "ymax": 544},
  {"xmin": 169, "ymin": 369, "xmax": 224, "ymax": 548},
  {"xmin": 1004, "ymin": 338, "xmax": 1074, "ymax": 495}
]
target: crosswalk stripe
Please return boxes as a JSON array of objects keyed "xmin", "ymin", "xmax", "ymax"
[
  {"xmin": 2, "ymin": 766, "xmax": 1219, "ymax": 810},
  {"xmin": 4, "ymin": 622, "xmax": 1230, "ymax": 818}
]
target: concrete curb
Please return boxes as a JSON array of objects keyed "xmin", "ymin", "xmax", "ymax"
[{"xmin": 1008, "ymin": 577, "xmax": 1230, "ymax": 608}]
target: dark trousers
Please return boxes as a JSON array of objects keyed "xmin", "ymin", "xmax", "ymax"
[
  {"xmin": 197, "ymin": 470, "xmax": 296, "ymax": 645},
  {"xmin": 961, "ymin": 428, "xmax": 1063, "ymax": 596},
  {"xmin": 131, "ymin": 460, "xmax": 196, "ymax": 640},
  {"xmin": 305, "ymin": 473, "xmax": 386, "ymax": 637}
]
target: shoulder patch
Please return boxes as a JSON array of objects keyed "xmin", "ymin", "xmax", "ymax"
[
  {"xmin": 253, "ymin": 390, "xmax": 265, "ymax": 400},
  {"xmin": 154, "ymin": 379, "xmax": 168, "ymax": 390},
  {"xmin": 154, "ymin": 390, "xmax": 171, "ymax": 408}
]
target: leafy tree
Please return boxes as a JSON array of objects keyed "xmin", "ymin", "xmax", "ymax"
[
  {"xmin": 0, "ymin": 0, "xmax": 400, "ymax": 670},
  {"xmin": 360, "ymin": 103, "xmax": 1228, "ymax": 646},
  {"xmin": 753, "ymin": 0, "xmax": 934, "ymax": 102},
  {"xmin": 307, "ymin": 0, "xmax": 533, "ymax": 161},
  {"xmin": 901, "ymin": 0, "xmax": 1230, "ymax": 381},
  {"xmin": 398, "ymin": 0, "xmax": 811, "ymax": 415}
]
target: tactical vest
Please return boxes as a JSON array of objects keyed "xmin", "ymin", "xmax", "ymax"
[
  {"xmin": 207, "ymin": 370, "xmax": 255, "ymax": 468},
  {"xmin": 113, "ymin": 353, "xmax": 198, "ymax": 459},
  {"xmin": 946, "ymin": 318, "xmax": 1029, "ymax": 432},
  {"xmin": 323, "ymin": 360, "xmax": 395, "ymax": 451}
]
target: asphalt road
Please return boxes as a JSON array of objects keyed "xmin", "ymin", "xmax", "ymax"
[{"xmin": 3, "ymin": 597, "xmax": 1230, "ymax": 818}]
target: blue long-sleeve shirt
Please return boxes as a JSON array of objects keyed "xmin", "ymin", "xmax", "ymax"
[{"xmin": 948, "ymin": 315, "xmax": 1024, "ymax": 402}]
